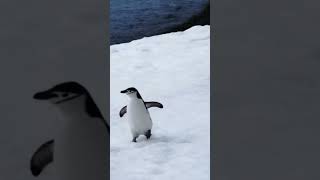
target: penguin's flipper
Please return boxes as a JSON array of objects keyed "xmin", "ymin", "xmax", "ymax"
[
  {"xmin": 30, "ymin": 139, "xmax": 54, "ymax": 177},
  {"xmin": 145, "ymin": 101, "xmax": 163, "ymax": 109},
  {"xmin": 119, "ymin": 105, "xmax": 127, "ymax": 117}
]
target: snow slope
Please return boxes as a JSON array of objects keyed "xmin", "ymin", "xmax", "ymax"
[{"xmin": 110, "ymin": 25, "xmax": 210, "ymax": 180}]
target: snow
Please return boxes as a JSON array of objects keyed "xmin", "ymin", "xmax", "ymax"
[{"xmin": 110, "ymin": 25, "xmax": 210, "ymax": 180}]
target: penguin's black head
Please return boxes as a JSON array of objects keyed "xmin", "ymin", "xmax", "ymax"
[
  {"xmin": 120, "ymin": 87, "xmax": 142, "ymax": 99},
  {"xmin": 33, "ymin": 81, "xmax": 87, "ymax": 104},
  {"xmin": 120, "ymin": 87, "xmax": 138, "ymax": 94},
  {"xmin": 33, "ymin": 81, "xmax": 108, "ymax": 130}
]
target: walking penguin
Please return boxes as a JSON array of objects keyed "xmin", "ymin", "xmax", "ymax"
[{"xmin": 120, "ymin": 87, "xmax": 163, "ymax": 142}]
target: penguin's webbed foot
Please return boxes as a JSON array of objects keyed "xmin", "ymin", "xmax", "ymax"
[
  {"xmin": 132, "ymin": 136, "xmax": 138, "ymax": 143},
  {"xmin": 145, "ymin": 130, "xmax": 152, "ymax": 139}
]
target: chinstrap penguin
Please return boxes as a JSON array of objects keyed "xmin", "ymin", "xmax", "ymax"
[
  {"xmin": 120, "ymin": 87, "xmax": 163, "ymax": 142},
  {"xmin": 30, "ymin": 81, "xmax": 108, "ymax": 180}
]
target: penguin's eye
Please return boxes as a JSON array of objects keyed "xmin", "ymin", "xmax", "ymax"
[{"xmin": 62, "ymin": 93, "xmax": 69, "ymax": 97}]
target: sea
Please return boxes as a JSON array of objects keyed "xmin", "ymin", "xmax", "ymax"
[{"xmin": 110, "ymin": 0, "xmax": 208, "ymax": 45}]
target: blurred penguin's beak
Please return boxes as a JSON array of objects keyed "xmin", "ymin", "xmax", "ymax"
[
  {"xmin": 120, "ymin": 90, "xmax": 127, "ymax": 94},
  {"xmin": 33, "ymin": 90, "xmax": 58, "ymax": 100}
]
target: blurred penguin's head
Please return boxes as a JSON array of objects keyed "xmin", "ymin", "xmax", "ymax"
[
  {"xmin": 33, "ymin": 81, "xmax": 107, "ymax": 128},
  {"xmin": 120, "ymin": 87, "xmax": 141, "ymax": 99},
  {"xmin": 33, "ymin": 82, "xmax": 87, "ymax": 105}
]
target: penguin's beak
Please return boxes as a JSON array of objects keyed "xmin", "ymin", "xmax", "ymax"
[
  {"xmin": 33, "ymin": 90, "xmax": 58, "ymax": 100},
  {"xmin": 120, "ymin": 90, "xmax": 127, "ymax": 94}
]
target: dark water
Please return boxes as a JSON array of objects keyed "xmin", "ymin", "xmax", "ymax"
[{"xmin": 110, "ymin": 0, "xmax": 208, "ymax": 45}]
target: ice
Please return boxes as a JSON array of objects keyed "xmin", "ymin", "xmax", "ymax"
[{"xmin": 110, "ymin": 25, "xmax": 210, "ymax": 180}]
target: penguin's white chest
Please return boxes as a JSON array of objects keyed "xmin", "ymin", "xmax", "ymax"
[
  {"xmin": 127, "ymin": 99, "xmax": 152, "ymax": 135},
  {"xmin": 55, "ymin": 115, "xmax": 108, "ymax": 180}
]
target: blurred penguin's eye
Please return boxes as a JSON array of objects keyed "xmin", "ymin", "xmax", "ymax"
[{"xmin": 62, "ymin": 93, "xmax": 69, "ymax": 97}]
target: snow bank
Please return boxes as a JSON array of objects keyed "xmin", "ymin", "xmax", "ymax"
[{"xmin": 110, "ymin": 25, "xmax": 210, "ymax": 180}]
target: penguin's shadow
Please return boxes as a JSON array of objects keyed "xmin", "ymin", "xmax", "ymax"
[{"xmin": 134, "ymin": 134, "xmax": 191, "ymax": 148}]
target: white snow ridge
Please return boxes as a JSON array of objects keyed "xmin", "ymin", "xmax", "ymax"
[{"xmin": 110, "ymin": 25, "xmax": 210, "ymax": 180}]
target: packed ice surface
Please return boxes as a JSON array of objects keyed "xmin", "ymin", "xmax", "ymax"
[{"xmin": 110, "ymin": 25, "xmax": 210, "ymax": 180}]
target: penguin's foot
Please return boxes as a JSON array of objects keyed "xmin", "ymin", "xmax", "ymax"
[
  {"xmin": 145, "ymin": 129, "xmax": 152, "ymax": 139},
  {"xmin": 132, "ymin": 136, "xmax": 138, "ymax": 143}
]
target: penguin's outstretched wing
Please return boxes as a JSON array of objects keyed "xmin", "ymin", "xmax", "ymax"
[
  {"xmin": 145, "ymin": 101, "xmax": 163, "ymax": 109},
  {"xmin": 119, "ymin": 102, "xmax": 163, "ymax": 117},
  {"xmin": 30, "ymin": 139, "xmax": 54, "ymax": 176},
  {"xmin": 119, "ymin": 106, "xmax": 127, "ymax": 117}
]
